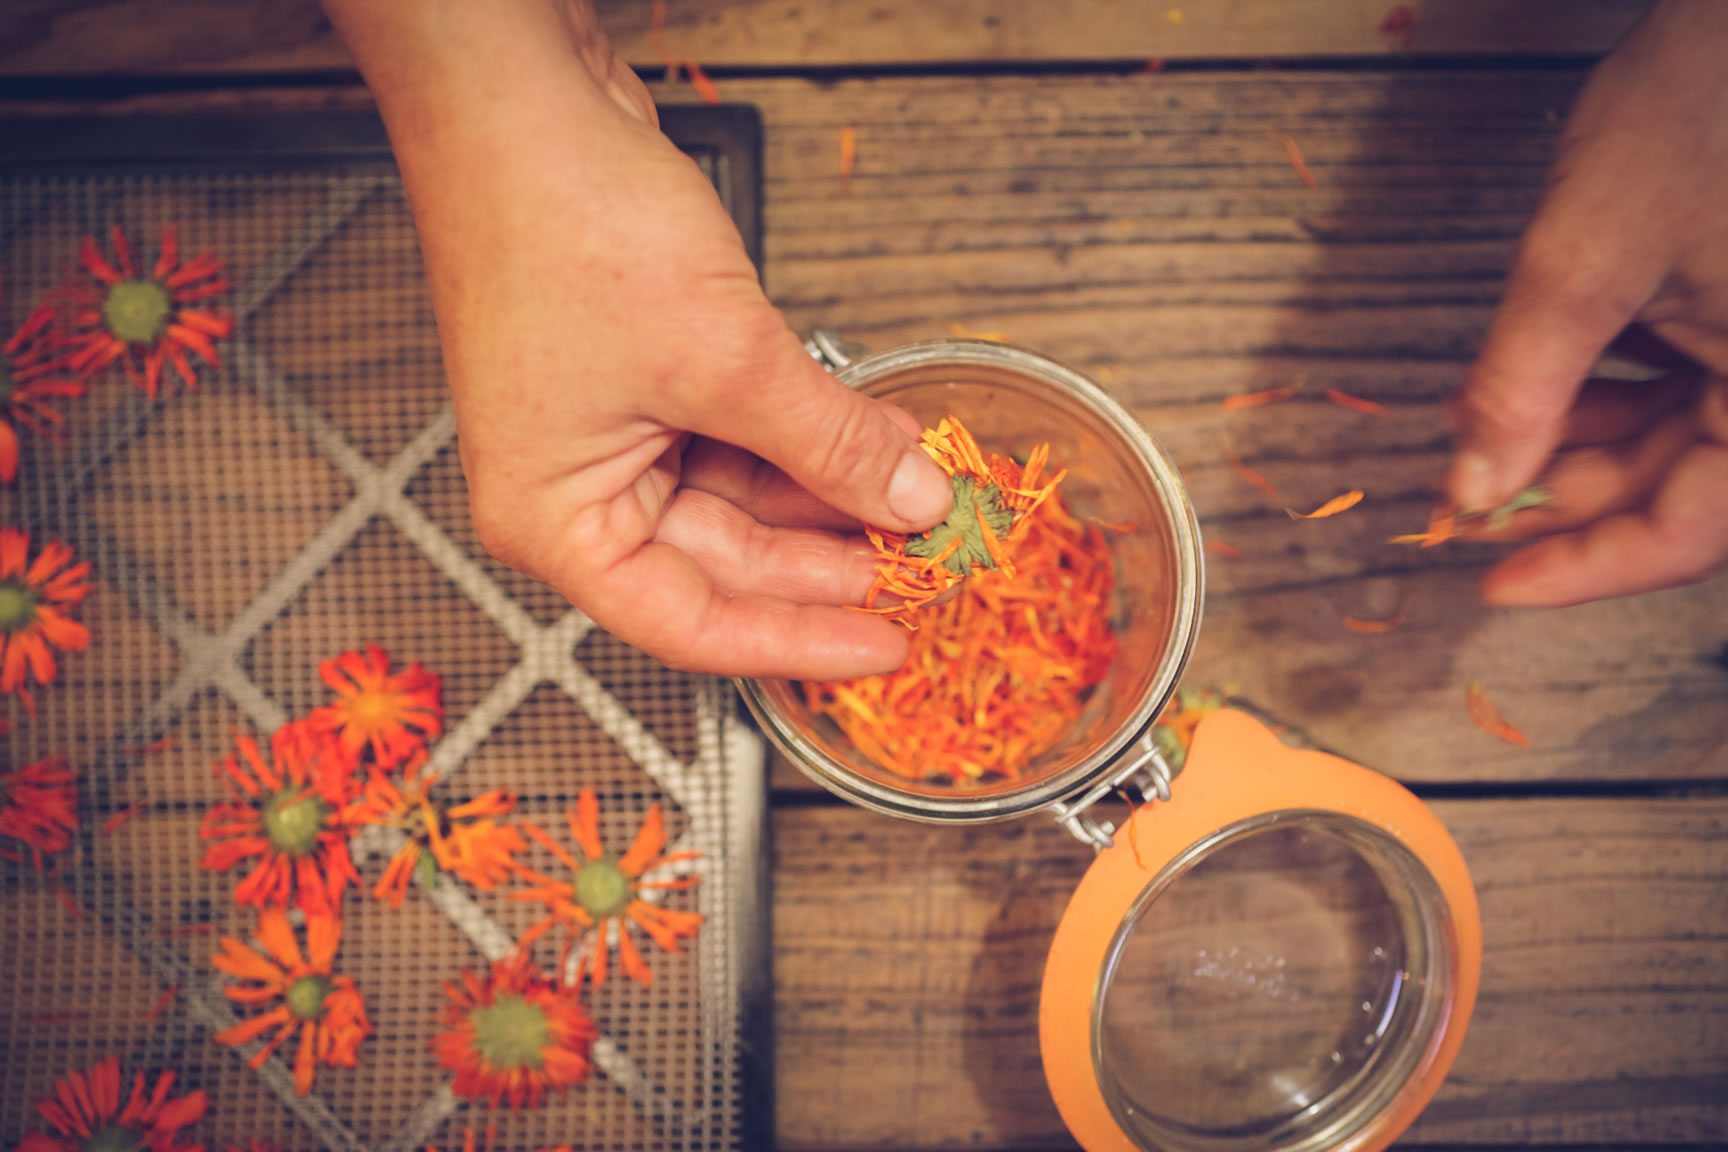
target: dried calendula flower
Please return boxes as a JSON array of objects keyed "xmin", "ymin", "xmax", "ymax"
[
  {"xmin": 858, "ymin": 415, "xmax": 1065, "ymax": 625},
  {"xmin": 211, "ymin": 910, "xmax": 371, "ymax": 1096},
  {"xmin": 512, "ymin": 789, "xmax": 702, "ymax": 987},
  {"xmin": 62, "ymin": 223, "xmax": 234, "ymax": 397},
  {"xmin": 904, "ymin": 473, "xmax": 1015, "ymax": 576},
  {"xmin": 20, "ymin": 1057, "xmax": 206, "ymax": 1152},
  {"xmin": 810, "ymin": 483, "xmax": 1118, "ymax": 783}
]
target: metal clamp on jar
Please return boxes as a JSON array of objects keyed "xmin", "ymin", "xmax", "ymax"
[{"xmin": 739, "ymin": 334, "xmax": 1481, "ymax": 1152}]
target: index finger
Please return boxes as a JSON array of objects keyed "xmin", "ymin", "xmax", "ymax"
[
  {"xmin": 574, "ymin": 537, "xmax": 910, "ymax": 680},
  {"xmin": 1448, "ymin": 216, "xmax": 1650, "ymax": 513},
  {"xmin": 1480, "ymin": 438, "xmax": 1728, "ymax": 606}
]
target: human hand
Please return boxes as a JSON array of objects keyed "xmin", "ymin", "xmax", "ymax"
[
  {"xmin": 325, "ymin": 0, "xmax": 952, "ymax": 678},
  {"xmin": 1446, "ymin": 0, "xmax": 1728, "ymax": 607}
]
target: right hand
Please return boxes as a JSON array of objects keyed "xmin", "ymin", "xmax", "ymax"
[{"xmin": 1445, "ymin": 0, "xmax": 1728, "ymax": 607}]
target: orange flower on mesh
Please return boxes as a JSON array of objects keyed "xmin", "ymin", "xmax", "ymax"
[
  {"xmin": 17, "ymin": 1055, "xmax": 206, "ymax": 1152},
  {"xmin": 306, "ymin": 644, "xmax": 442, "ymax": 770},
  {"xmin": 433, "ymin": 950, "xmax": 598, "ymax": 1109},
  {"xmin": 62, "ymin": 223, "xmax": 234, "ymax": 398},
  {"xmin": 0, "ymin": 752, "xmax": 76, "ymax": 871},
  {"xmin": 0, "ymin": 527, "xmax": 93, "ymax": 716},
  {"xmin": 347, "ymin": 749, "xmax": 524, "ymax": 907},
  {"xmin": 0, "ymin": 277, "xmax": 85, "ymax": 483},
  {"xmin": 198, "ymin": 721, "xmax": 361, "ymax": 914},
  {"xmin": 859, "ymin": 416, "xmax": 1065, "ymax": 625},
  {"xmin": 212, "ymin": 908, "xmax": 371, "ymax": 1096},
  {"xmin": 512, "ymin": 789, "xmax": 701, "ymax": 987}
]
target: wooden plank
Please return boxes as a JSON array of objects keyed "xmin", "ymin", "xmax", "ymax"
[
  {"xmin": 770, "ymin": 799, "xmax": 1728, "ymax": 1149},
  {"xmin": 5, "ymin": 72, "xmax": 1722, "ymax": 788},
  {"xmin": 720, "ymin": 69, "xmax": 1728, "ymax": 787},
  {"xmin": 0, "ymin": 0, "xmax": 1650, "ymax": 76},
  {"xmin": 614, "ymin": 0, "xmax": 1651, "ymax": 68}
]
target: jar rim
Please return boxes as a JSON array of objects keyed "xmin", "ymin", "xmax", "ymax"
[{"xmin": 1092, "ymin": 809, "xmax": 1461, "ymax": 1152}]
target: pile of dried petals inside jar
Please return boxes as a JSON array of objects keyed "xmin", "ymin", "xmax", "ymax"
[{"xmin": 804, "ymin": 416, "xmax": 1120, "ymax": 782}]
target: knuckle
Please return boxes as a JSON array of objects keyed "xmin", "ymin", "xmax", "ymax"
[
  {"xmin": 800, "ymin": 398, "xmax": 895, "ymax": 496},
  {"xmin": 1458, "ymin": 376, "xmax": 1547, "ymax": 444},
  {"xmin": 1511, "ymin": 220, "xmax": 1641, "ymax": 331},
  {"xmin": 668, "ymin": 303, "xmax": 785, "ymax": 412}
]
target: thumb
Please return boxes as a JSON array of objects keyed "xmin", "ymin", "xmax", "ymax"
[
  {"xmin": 1449, "ymin": 216, "xmax": 1655, "ymax": 513},
  {"xmin": 684, "ymin": 323, "xmax": 954, "ymax": 533}
]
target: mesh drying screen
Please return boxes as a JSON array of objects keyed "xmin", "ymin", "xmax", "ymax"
[{"xmin": 0, "ymin": 113, "xmax": 767, "ymax": 1152}]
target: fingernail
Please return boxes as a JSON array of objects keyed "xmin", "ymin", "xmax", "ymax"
[
  {"xmin": 888, "ymin": 449, "xmax": 952, "ymax": 526},
  {"xmin": 1451, "ymin": 450, "xmax": 1499, "ymax": 514}
]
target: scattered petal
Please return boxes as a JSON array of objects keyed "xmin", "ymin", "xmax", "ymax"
[
  {"xmin": 1324, "ymin": 387, "xmax": 1391, "ymax": 416},
  {"xmin": 1466, "ymin": 682, "xmax": 1532, "ymax": 747},
  {"xmin": 1217, "ymin": 431, "xmax": 1280, "ymax": 502},
  {"xmin": 1281, "ymin": 132, "xmax": 1319, "ymax": 188},
  {"xmin": 1343, "ymin": 599, "xmax": 1409, "ymax": 633},
  {"xmin": 839, "ymin": 126, "xmax": 857, "ymax": 177},
  {"xmin": 1222, "ymin": 381, "xmax": 1299, "ymax": 409},
  {"xmin": 1286, "ymin": 490, "xmax": 1364, "ymax": 519}
]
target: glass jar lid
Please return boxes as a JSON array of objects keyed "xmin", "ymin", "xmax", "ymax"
[{"xmin": 1042, "ymin": 709, "xmax": 1481, "ymax": 1152}]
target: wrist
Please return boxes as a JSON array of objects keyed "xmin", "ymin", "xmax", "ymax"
[{"xmin": 323, "ymin": 0, "xmax": 621, "ymax": 143}]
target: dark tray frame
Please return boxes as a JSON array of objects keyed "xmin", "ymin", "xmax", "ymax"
[{"xmin": 0, "ymin": 102, "xmax": 773, "ymax": 1152}]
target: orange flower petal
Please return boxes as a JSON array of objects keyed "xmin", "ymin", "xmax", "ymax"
[
  {"xmin": 571, "ymin": 791, "xmax": 604, "ymax": 862},
  {"xmin": 1343, "ymin": 599, "xmax": 1408, "ymax": 633},
  {"xmin": 616, "ymin": 803, "xmax": 666, "ymax": 878},
  {"xmin": 1221, "ymin": 381, "xmax": 1298, "ymax": 409},
  {"xmin": 254, "ymin": 909, "xmax": 305, "ymax": 972},
  {"xmin": 1466, "ymin": 682, "xmax": 1532, "ymax": 747},
  {"xmin": 1286, "ymin": 490, "xmax": 1365, "ymax": 520},
  {"xmin": 1324, "ymin": 387, "xmax": 1391, "ymax": 416},
  {"xmin": 215, "ymin": 1005, "xmax": 293, "ymax": 1047},
  {"xmin": 293, "ymin": 1017, "xmax": 318, "ymax": 1094}
]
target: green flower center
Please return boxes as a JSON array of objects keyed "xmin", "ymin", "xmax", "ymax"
[
  {"xmin": 0, "ymin": 358, "xmax": 14, "ymax": 406},
  {"xmin": 575, "ymin": 857, "xmax": 632, "ymax": 919},
  {"xmin": 470, "ymin": 993, "xmax": 550, "ymax": 1071},
  {"xmin": 286, "ymin": 975, "xmax": 332, "ymax": 1021},
  {"xmin": 0, "ymin": 580, "xmax": 40, "ymax": 633},
  {"xmin": 263, "ymin": 790, "xmax": 329, "ymax": 857},
  {"xmin": 83, "ymin": 1124, "xmax": 143, "ymax": 1152},
  {"xmin": 904, "ymin": 474, "xmax": 1015, "ymax": 576},
  {"xmin": 102, "ymin": 279, "xmax": 172, "ymax": 345}
]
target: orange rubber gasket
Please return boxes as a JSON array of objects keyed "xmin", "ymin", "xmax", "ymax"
[{"xmin": 1040, "ymin": 708, "xmax": 1482, "ymax": 1152}]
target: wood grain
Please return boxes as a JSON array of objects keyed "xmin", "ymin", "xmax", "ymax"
[
  {"xmin": 0, "ymin": 0, "xmax": 1651, "ymax": 76},
  {"xmin": 6, "ymin": 70, "xmax": 1721, "ymax": 787},
  {"xmin": 770, "ymin": 799, "xmax": 1728, "ymax": 1149},
  {"xmin": 722, "ymin": 69, "xmax": 1728, "ymax": 786},
  {"xmin": 0, "ymin": 66, "xmax": 1722, "ymax": 1152}
]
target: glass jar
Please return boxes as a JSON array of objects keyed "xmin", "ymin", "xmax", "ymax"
[
  {"xmin": 740, "ymin": 336, "xmax": 1481, "ymax": 1152},
  {"xmin": 738, "ymin": 336, "xmax": 1204, "ymax": 830}
]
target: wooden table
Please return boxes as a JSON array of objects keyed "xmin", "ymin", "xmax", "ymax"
[{"xmin": 4, "ymin": 2, "xmax": 1723, "ymax": 1149}]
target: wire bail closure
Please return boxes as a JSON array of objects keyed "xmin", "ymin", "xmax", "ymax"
[
  {"xmin": 804, "ymin": 328, "xmax": 870, "ymax": 373},
  {"xmin": 1049, "ymin": 730, "xmax": 1175, "ymax": 852}
]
